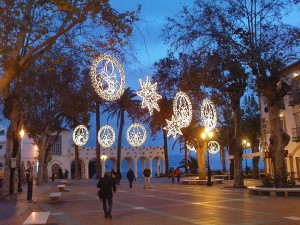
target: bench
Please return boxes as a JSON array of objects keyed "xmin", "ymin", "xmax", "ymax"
[
  {"xmin": 48, "ymin": 192, "xmax": 62, "ymax": 203},
  {"xmin": 182, "ymin": 179, "xmax": 223, "ymax": 185},
  {"xmin": 248, "ymin": 186, "xmax": 300, "ymax": 197},
  {"xmin": 23, "ymin": 211, "xmax": 50, "ymax": 225},
  {"xmin": 57, "ymin": 184, "xmax": 66, "ymax": 192}
]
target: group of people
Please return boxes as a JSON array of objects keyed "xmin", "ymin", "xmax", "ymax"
[{"xmin": 169, "ymin": 167, "xmax": 182, "ymax": 184}]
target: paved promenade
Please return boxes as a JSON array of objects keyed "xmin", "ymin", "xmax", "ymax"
[{"xmin": 1, "ymin": 177, "xmax": 300, "ymax": 225}]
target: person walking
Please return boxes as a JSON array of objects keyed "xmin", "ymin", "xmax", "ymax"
[
  {"xmin": 170, "ymin": 167, "xmax": 175, "ymax": 183},
  {"xmin": 97, "ymin": 171, "xmax": 116, "ymax": 219},
  {"xmin": 143, "ymin": 167, "xmax": 151, "ymax": 189},
  {"xmin": 126, "ymin": 168, "xmax": 135, "ymax": 188},
  {"xmin": 175, "ymin": 167, "xmax": 182, "ymax": 184},
  {"xmin": 64, "ymin": 169, "xmax": 69, "ymax": 179},
  {"xmin": 26, "ymin": 161, "xmax": 34, "ymax": 202}
]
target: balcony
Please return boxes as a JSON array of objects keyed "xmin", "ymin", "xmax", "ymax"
[
  {"xmin": 292, "ymin": 127, "xmax": 300, "ymax": 142},
  {"xmin": 289, "ymin": 89, "xmax": 300, "ymax": 106}
]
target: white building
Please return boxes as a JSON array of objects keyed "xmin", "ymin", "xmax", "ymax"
[
  {"xmin": 260, "ymin": 61, "xmax": 300, "ymax": 178},
  {"xmin": 0, "ymin": 127, "xmax": 165, "ymax": 180}
]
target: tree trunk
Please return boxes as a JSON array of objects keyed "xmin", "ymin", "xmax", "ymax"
[
  {"xmin": 184, "ymin": 144, "xmax": 188, "ymax": 173},
  {"xmin": 220, "ymin": 146, "xmax": 226, "ymax": 173},
  {"xmin": 36, "ymin": 133, "xmax": 47, "ymax": 185},
  {"xmin": 252, "ymin": 156, "xmax": 260, "ymax": 179},
  {"xmin": 74, "ymin": 145, "xmax": 80, "ymax": 180},
  {"xmin": 43, "ymin": 160, "xmax": 49, "ymax": 182},
  {"xmin": 268, "ymin": 100, "xmax": 290, "ymax": 187},
  {"xmin": 96, "ymin": 102, "xmax": 101, "ymax": 179},
  {"xmin": 196, "ymin": 143, "xmax": 206, "ymax": 180},
  {"xmin": 163, "ymin": 129, "xmax": 169, "ymax": 174},
  {"xmin": 0, "ymin": 104, "xmax": 22, "ymax": 199},
  {"xmin": 117, "ymin": 110, "xmax": 125, "ymax": 173}
]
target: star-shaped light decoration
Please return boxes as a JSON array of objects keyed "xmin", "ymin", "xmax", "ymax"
[
  {"xmin": 163, "ymin": 115, "xmax": 183, "ymax": 139},
  {"xmin": 72, "ymin": 125, "xmax": 89, "ymax": 146},
  {"xmin": 98, "ymin": 125, "xmax": 116, "ymax": 148},
  {"xmin": 137, "ymin": 76, "xmax": 162, "ymax": 115}
]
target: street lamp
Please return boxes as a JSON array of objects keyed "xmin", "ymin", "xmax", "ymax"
[
  {"xmin": 18, "ymin": 128, "xmax": 25, "ymax": 192},
  {"xmin": 201, "ymin": 129, "xmax": 214, "ymax": 186},
  {"xmin": 242, "ymin": 140, "xmax": 251, "ymax": 175},
  {"xmin": 100, "ymin": 154, "xmax": 108, "ymax": 177}
]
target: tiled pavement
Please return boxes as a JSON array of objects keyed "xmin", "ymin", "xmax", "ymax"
[{"xmin": 1, "ymin": 177, "xmax": 300, "ymax": 225}]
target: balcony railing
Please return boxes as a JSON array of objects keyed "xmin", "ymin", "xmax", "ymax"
[
  {"xmin": 289, "ymin": 90, "xmax": 300, "ymax": 106},
  {"xmin": 292, "ymin": 127, "xmax": 300, "ymax": 142}
]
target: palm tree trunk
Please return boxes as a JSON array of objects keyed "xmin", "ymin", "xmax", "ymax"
[
  {"xmin": 163, "ymin": 129, "xmax": 169, "ymax": 174},
  {"xmin": 117, "ymin": 110, "xmax": 125, "ymax": 173},
  {"xmin": 96, "ymin": 102, "xmax": 101, "ymax": 178},
  {"xmin": 184, "ymin": 144, "xmax": 188, "ymax": 173},
  {"xmin": 74, "ymin": 145, "xmax": 80, "ymax": 180}
]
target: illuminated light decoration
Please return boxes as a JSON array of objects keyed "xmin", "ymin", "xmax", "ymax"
[
  {"xmin": 200, "ymin": 99, "xmax": 217, "ymax": 131},
  {"xmin": 186, "ymin": 141, "xmax": 196, "ymax": 152},
  {"xmin": 98, "ymin": 125, "xmax": 116, "ymax": 148},
  {"xmin": 208, "ymin": 141, "xmax": 220, "ymax": 154},
  {"xmin": 73, "ymin": 125, "xmax": 89, "ymax": 146},
  {"xmin": 164, "ymin": 115, "xmax": 183, "ymax": 139},
  {"xmin": 126, "ymin": 123, "xmax": 147, "ymax": 147},
  {"xmin": 137, "ymin": 76, "xmax": 162, "ymax": 115},
  {"xmin": 90, "ymin": 54, "xmax": 125, "ymax": 101},
  {"xmin": 173, "ymin": 91, "xmax": 192, "ymax": 127}
]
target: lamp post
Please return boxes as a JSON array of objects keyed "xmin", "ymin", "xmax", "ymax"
[
  {"xmin": 18, "ymin": 128, "xmax": 25, "ymax": 192},
  {"xmin": 242, "ymin": 140, "xmax": 251, "ymax": 175},
  {"xmin": 201, "ymin": 129, "xmax": 214, "ymax": 186},
  {"xmin": 100, "ymin": 154, "xmax": 108, "ymax": 177}
]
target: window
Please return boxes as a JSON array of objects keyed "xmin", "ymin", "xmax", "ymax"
[{"xmin": 51, "ymin": 135, "xmax": 62, "ymax": 155}]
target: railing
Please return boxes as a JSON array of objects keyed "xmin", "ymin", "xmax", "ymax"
[
  {"xmin": 289, "ymin": 90, "xmax": 300, "ymax": 106},
  {"xmin": 292, "ymin": 127, "xmax": 300, "ymax": 142}
]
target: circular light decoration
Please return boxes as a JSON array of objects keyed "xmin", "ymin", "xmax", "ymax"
[
  {"xmin": 126, "ymin": 123, "xmax": 147, "ymax": 147},
  {"xmin": 98, "ymin": 125, "xmax": 116, "ymax": 148},
  {"xmin": 73, "ymin": 125, "xmax": 89, "ymax": 146},
  {"xmin": 208, "ymin": 141, "xmax": 220, "ymax": 154},
  {"xmin": 137, "ymin": 76, "xmax": 162, "ymax": 115},
  {"xmin": 90, "ymin": 54, "xmax": 125, "ymax": 101},
  {"xmin": 200, "ymin": 99, "xmax": 217, "ymax": 131},
  {"xmin": 163, "ymin": 115, "xmax": 183, "ymax": 139},
  {"xmin": 186, "ymin": 141, "xmax": 196, "ymax": 152},
  {"xmin": 173, "ymin": 91, "xmax": 192, "ymax": 128}
]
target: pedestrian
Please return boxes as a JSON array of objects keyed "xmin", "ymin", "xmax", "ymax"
[
  {"xmin": 143, "ymin": 167, "xmax": 151, "ymax": 189},
  {"xmin": 25, "ymin": 169, "xmax": 30, "ymax": 183},
  {"xmin": 26, "ymin": 161, "xmax": 33, "ymax": 202},
  {"xmin": 110, "ymin": 169, "xmax": 117, "ymax": 183},
  {"xmin": 170, "ymin": 167, "xmax": 175, "ymax": 183},
  {"xmin": 116, "ymin": 171, "xmax": 122, "ymax": 185},
  {"xmin": 64, "ymin": 169, "xmax": 69, "ymax": 179},
  {"xmin": 126, "ymin": 168, "xmax": 135, "ymax": 188},
  {"xmin": 175, "ymin": 167, "xmax": 182, "ymax": 183},
  {"xmin": 97, "ymin": 171, "xmax": 116, "ymax": 219}
]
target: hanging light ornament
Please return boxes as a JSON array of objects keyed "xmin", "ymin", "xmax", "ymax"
[
  {"xmin": 173, "ymin": 91, "xmax": 192, "ymax": 127},
  {"xmin": 164, "ymin": 115, "xmax": 183, "ymax": 139},
  {"xmin": 137, "ymin": 76, "xmax": 162, "ymax": 115},
  {"xmin": 186, "ymin": 141, "xmax": 196, "ymax": 152},
  {"xmin": 98, "ymin": 125, "xmax": 116, "ymax": 148},
  {"xmin": 208, "ymin": 141, "xmax": 220, "ymax": 154},
  {"xmin": 90, "ymin": 54, "xmax": 125, "ymax": 101},
  {"xmin": 200, "ymin": 99, "xmax": 217, "ymax": 131},
  {"xmin": 72, "ymin": 125, "xmax": 89, "ymax": 146},
  {"xmin": 126, "ymin": 123, "xmax": 147, "ymax": 147}
]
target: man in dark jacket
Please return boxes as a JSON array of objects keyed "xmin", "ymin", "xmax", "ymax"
[
  {"xmin": 126, "ymin": 168, "xmax": 135, "ymax": 188},
  {"xmin": 97, "ymin": 171, "xmax": 116, "ymax": 219},
  {"xmin": 143, "ymin": 167, "xmax": 151, "ymax": 189}
]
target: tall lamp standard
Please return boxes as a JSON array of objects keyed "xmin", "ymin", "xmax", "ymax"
[
  {"xmin": 18, "ymin": 128, "xmax": 25, "ymax": 192},
  {"xmin": 100, "ymin": 154, "xmax": 108, "ymax": 177},
  {"xmin": 201, "ymin": 129, "xmax": 214, "ymax": 186},
  {"xmin": 242, "ymin": 140, "xmax": 251, "ymax": 175}
]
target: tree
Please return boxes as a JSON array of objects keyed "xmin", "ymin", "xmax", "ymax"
[
  {"xmin": 0, "ymin": 0, "xmax": 140, "ymax": 199},
  {"xmin": 178, "ymin": 153, "xmax": 198, "ymax": 174},
  {"xmin": 102, "ymin": 87, "xmax": 140, "ymax": 173},
  {"xmin": 164, "ymin": 0, "xmax": 300, "ymax": 187},
  {"xmin": 144, "ymin": 97, "xmax": 173, "ymax": 174}
]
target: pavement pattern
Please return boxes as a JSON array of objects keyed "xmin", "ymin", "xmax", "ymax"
[{"xmin": 1, "ymin": 177, "xmax": 300, "ymax": 225}]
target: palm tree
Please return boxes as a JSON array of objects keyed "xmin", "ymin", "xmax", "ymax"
[
  {"xmin": 103, "ymin": 87, "xmax": 140, "ymax": 173},
  {"xmin": 144, "ymin": 97, "xmax": 173, "ymax": 174}
]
